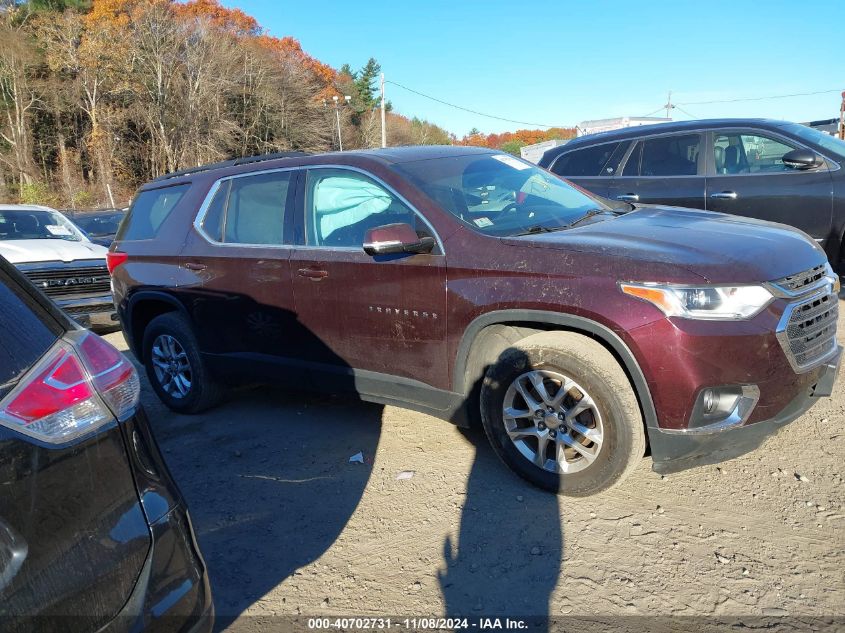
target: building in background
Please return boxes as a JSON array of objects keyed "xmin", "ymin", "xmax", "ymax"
[
  {"xmin": 576, "ymin": 116, "xmax": 672, "ymax": 137},
  {"xmin": 803, "ymin": 118, "xmax": 839, "ymax": 135},
  {"xmin": 520, "ymin": 139, "xmax": 570, "ymax": 164}
]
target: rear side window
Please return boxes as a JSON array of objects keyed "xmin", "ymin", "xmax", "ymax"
[
  {"xmin": 550, "ymin": 142, "xmax": 623, "ymax": 177},
  {"xmin": 200, "ymin": 172, "xmax": 291, "ymax": 245},
  {"xmin": 0, "ymin": 273, "xmax": 59, "ymax": 395},
  {"xmin": 639, "ymin": 134, "xmax": 700, "ymax": 176},
  {"xmin": 118, "ymin": 184, "xmax": 189, "ymax": 241}
]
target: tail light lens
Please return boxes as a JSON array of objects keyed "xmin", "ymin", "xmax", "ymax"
[
  {"xmin": 0, "ymin": 331, "xmax": 140, "ymax": 444},
  {"xmin": 106, "ymin": 251, "xmax": 128, "ymax": 274}
]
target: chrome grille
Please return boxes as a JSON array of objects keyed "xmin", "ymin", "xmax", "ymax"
[
  {"xmin": 778, "ymin": 291, "xmax": 838, "ymax": 371},
  {"xmin": 63, "ymin": 303, "xmax": 113, "ymax": 316},
  {"xmin": 773, "ymin": 264, "xmax": 827, "ymax": 293},
  {"xmin": 21, "ymin": 264, "xmax": 111, "ymax": 299}
]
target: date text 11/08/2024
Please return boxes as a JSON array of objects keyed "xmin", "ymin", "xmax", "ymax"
[{"xmin": 307, "ymin": 617, "xmax": 529, "ymax": 630}]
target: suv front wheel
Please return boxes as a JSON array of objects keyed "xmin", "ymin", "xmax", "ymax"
[
  {"xmin": 480, "ymin": 331, "xmax": 645, "ymax": 496},
  {"xmin": 142, "ymin": 312, "xmax": 222, "ymax": 413}
]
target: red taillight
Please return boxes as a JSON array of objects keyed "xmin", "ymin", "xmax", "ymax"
[
  {"xmin": 106, "ymin": 251, "xmax": 128, "ymax": 275},
  {"xmin": 0, "ymin": 331, "xmax": 140, "ymax": 443},
  {"xmin": 5, "ymin": 350, "xmax": 93, "ymax": 422}
]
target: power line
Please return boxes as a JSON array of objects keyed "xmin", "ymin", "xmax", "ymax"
[
  {"xmin": 385, "ymin": 79, "xmax": 571, "ymax": 129},
  {"xmin": 673, "ymin": 104, "xmax": 698, "ymax": 119},
  {"xmin": 641, "ymin": 107, "xmax": 666, "ymax": 118},
  {"xmin": 677, "ymin": 88, "xmax": 843, "ymax": 106}
]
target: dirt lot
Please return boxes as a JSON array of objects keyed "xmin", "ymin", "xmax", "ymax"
[{"xmin": 104, "ymin": 301, "xmax": 845, "ymax": 631}]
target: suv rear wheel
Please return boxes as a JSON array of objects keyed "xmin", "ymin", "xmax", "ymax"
[
  {"xmin": 142, "ymin": 312, "xmax": 222, "ymax": 413},
  {"xmin": 480, "ymin": 331, "xmax": 645, "ymax": 496}
]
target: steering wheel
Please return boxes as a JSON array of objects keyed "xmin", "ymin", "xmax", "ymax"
[{"xmin": 493, "ymin": 202, "xmax": 520, "ymax": 218}]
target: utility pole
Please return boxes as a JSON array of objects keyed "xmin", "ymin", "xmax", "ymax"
[
  {"xmin": 329, "ymin": 95, "xmax": 351, "ymax": 151},
  {"xmin": 663, "ymin": 90, "xmax": 674, "ymax": 120},
  {"xmin": 839, "ymin": 90, "xmax": 845, "ymax": 140},
  {"xmin": 380, "ymin": 72, "xmax": 387, "ymax": 148}
]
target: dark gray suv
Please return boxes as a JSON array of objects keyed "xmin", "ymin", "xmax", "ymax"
[{"xmin": 539, "ymin": 119, "xmax": 845, "ymax": 269}]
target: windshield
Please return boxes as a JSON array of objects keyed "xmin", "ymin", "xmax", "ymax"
[
  {"xmin": 0, "ymin": 209, "xmax": 85, "ymax": 242},
  {"xmin": 779, "ymin": 123, "xmax": 845, "ymax": 160},
  {"xmin": 395, "ymin": 153, "xmax": 611, "ymax": 237},
  {"xmin": 72, "ymin": 212, "xmax": 125, "ymax": 236}
]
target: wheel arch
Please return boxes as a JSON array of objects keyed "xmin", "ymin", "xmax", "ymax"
[
  {"xmin": 124, "ymin": 291, "xmax": 189, "ymax": 362},
  {"xmin": 453, "ymin": 310, "xmax": 659, "ymax": 432}
]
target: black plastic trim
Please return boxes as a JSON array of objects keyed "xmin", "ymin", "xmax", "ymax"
[
  {"xmin": 123, "ymin": 290, "xmax": 190, "ymax": 358},
  {"xmin": 453, "ymin": 310, "xmax": 660, "ymax": 431}
]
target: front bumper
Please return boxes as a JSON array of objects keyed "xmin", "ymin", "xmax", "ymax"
[
  {"xmin": 55, "ymin": 295, "xmax": 120, "ymax": 331},
  {"xmin": 649, "ymin": 346, "xmax": 841, "ymax": 474}
]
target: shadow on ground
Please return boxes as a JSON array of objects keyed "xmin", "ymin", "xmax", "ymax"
[
  {"xmin": 440, "ymin": 427, "xmax": 561, "ymax": 624},
  {"xmin": 141, "ymin": 384, "xmax": 383, "ymax": 630}
]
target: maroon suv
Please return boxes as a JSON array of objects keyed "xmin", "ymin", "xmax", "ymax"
[{"xmin": 108, "ymin": 146, "xmax": 841, "ymax": 495}]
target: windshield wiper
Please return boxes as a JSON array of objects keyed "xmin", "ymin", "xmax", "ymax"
[
  {"xmin": 567, "ymin": 208, "xmax": 613, "ymax": 228},
  {"xmin": 514, "ymin": 225, "xmax": 566, "ymax": 236}
]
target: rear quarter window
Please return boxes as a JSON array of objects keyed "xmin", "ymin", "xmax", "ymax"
[
  {"xmin": 550, "ymin": 142, "xmax": 623, "ymax": 177},
  {"xmin": 0, "ymin": 272, "xmax": 60, "ymax": 396},
  {"xmin": 116, "ymin": 184, "xmax": 189, "ymax": 241}
]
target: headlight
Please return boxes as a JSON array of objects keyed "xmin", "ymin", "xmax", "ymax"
[{"xmin": 619, "ymin": 282, "xmax": 774, "ymax": 320}]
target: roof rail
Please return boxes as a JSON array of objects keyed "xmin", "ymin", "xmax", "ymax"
[{"xmin": 151, "ymin": 151, "xmax": 310, "ymax": 182}]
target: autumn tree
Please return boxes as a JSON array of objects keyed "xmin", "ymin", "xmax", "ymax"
[
  {"xmin": 0, "ymin": 15, "xmax": 39, "ymax": 188},
  {"xmin": 0, "ymin": 0, "xmax": 456, "ymax": 206}
]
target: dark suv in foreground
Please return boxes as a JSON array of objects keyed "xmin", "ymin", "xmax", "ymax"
[
  {"xmin": 539, "ymin": 119, "xmax": 845, "ymax": 269},
  {"xmin": 110, "ymin": 146, "xmax": 840, "ymax": 495},
  {"xmin": 0, "ymin": 256, "xmax": 213, "ymax": 631}
]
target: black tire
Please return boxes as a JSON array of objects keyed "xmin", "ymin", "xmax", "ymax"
[
  {"xmin": 142, "ymin": 312, "xmax": 223, "ymax": 413},
  {"xmin": 480, "ymin": 331, "xmax": 645, "ymax": 496}
]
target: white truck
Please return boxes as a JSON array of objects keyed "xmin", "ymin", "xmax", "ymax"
[{"xmin": 0, "ymin": 204, "xmax": 119, "ymax": 331}]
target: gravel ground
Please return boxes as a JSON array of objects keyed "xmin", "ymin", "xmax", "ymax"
[{"xmin": 104, "ymin": 302, "xmax": 845, "ymax": 631}]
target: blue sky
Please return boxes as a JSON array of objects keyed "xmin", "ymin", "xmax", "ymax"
[{"xmin": 223, "ymin": 0, "xmax": 845, "ymax": 136}]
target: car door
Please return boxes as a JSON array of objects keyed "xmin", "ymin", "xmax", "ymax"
[
  {"xmin": 609, "ymin": 132, "xmax": 706, "ymax": 208},
  {"xmin": 546, "ymin": 140, "xmax": 630, "ymax": 198},
  {"xmin": 704, "ymin": 129, "xmax": 833, "ymax": 240},
  {"xmin": 183, "ymin": 169, "xmax": 307, "ymax": 379},
  {"xmin": 289, "ymin": 166, "xmax": 448, "ymax": 392}
]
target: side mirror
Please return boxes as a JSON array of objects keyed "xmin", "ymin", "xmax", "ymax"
[
  {"xmin": 782, "ymin": 148, "xmax": 823, "ymax": 170},
  {"xmin": 363, "ymin": 223, "xmax": 435, "ymax": 256}
]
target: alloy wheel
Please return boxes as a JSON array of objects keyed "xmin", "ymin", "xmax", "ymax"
[
  {"xmin": 151, "ymin": 334, "xmax": 192, "ymax": 399},
  {"xmin": 502, "ymin": 369, "xmax": 604, "ymax": 474}
]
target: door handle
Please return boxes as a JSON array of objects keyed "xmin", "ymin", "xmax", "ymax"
[
  {"xmin": 297, "ymin": 267, "xmax": 329, "ymax": 281},
  {"xmin": 184, "ymin": 262, "xmax": 207, "ymax": 271},
  {"xmin": 616, "ymin": 194, "xmax": 639, "ymax": 202},
  {"xmin": 710, "ymin": 191, "xmax": 738, "ymax": 200}
]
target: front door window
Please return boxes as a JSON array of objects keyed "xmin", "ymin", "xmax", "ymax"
[
  {"xmin": 713, "ymin": 133, "xmax": 796, "ymax": 175},
  {"xmin": 305, "ymin": 169, "xmax": 428, "ymax": 248}
]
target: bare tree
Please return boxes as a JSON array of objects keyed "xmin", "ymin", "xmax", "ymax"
[{"xmin": 0, "ymin": 19, "xmax": 39, "ymax": 187}]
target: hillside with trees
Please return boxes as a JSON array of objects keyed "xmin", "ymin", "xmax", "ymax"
[
  {"xmin": 0, "ymin": 0, "xmax": 570, "ymax": 208},
  {"xmin": 458, "ymin": 127, "xmax": 577, "ymax": 155}
]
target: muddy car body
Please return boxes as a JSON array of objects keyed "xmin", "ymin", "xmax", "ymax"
[{"xmin": 108, "ymin": 146, "xmax": 840, "ymax": 494}]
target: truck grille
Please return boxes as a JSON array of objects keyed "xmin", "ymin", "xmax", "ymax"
[
  {"xmin": 778, "ymin": 290, "xmax": 839, "ymax": 371},
  {"xmin": 21, "ymin": 264, "xmax": 111, "ymax": 299},
  {"xmin": 773, "ymin": 264, "xmax": 827, "ymax": 293}
]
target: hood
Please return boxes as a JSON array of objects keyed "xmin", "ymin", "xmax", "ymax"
[
  {"xmin": 0, "ymin": 239, "xmax": 107, "ymax": 265},
  {"xmin": 502, "ymin": 206, "xmax": 828, "ymax": 284}
]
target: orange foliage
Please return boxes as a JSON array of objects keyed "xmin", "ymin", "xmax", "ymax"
[
  {"xmin": 458, "ymin": 127, "xmax": 577, "ymax": 149},
  {"xmin": 255, "ymin": 34, "xmax": 338, "ymax": 97},
  {"xmin": 85, "ymin": 0, "xmax": 137, "ymax": 28},
  {"xmin": 175, "ymin": 0, "xmax": 261, "ymax": 36}
]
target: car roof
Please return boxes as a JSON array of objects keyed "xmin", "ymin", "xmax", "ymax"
[
  {"xmin": 141, "ymin": 145, "xmax": 498, "ymax": 190},
  {"xmin": 0, "ymin": 204, "xmax": 58, "ymax": 212},
  {"xmin": 573, "ymin": 118, "xmax": 792, "ymax": 144},
  {"xmin": 541, "ymin": 118, "xmax": 795, "ymax": 163}
]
